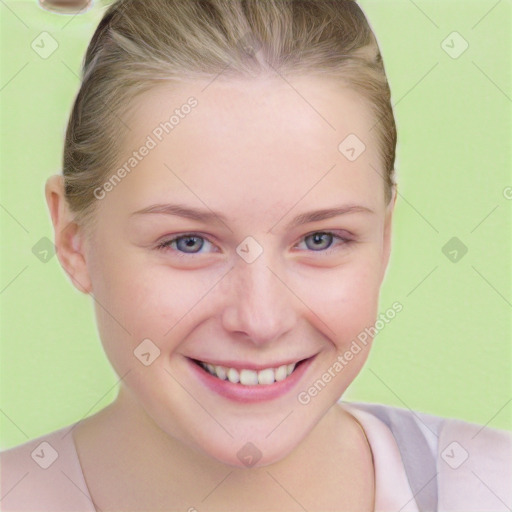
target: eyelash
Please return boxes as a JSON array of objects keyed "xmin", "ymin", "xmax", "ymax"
[{"xmin": 155, "ymin": 231, "xmax": 353, "ymax": 257}]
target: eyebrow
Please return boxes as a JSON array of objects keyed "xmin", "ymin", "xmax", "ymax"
[{"xmin": 130, "ymin": 203, "xmax": 375, "ymax": 229}]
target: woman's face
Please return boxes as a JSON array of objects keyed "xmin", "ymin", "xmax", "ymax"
[{"xmin": 74, "ymin": 76, "xmax": 395, "ymax": 467}]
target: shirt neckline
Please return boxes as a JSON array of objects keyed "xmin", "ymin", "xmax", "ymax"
[{"xmin": 339, "ymin": 401, "xmax": 420, "ymax": 512}]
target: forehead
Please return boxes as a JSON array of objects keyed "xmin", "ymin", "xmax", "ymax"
[
  {"xmin": 105, "ymin": 76, "xmax": 384, "ymax": 220},
  {"xmin": 126, "ymin": 75, "xmax": 376, "ymax": 153}
]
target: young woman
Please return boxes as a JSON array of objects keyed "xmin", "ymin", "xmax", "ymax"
[{"xmin": 1, "ymin": 1, "xmax": 510, "ymax": 510}]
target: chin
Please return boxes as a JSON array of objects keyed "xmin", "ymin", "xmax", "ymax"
[{"xmin": 200, "ymin": 433, "xmax": 304, "ymax": 469}]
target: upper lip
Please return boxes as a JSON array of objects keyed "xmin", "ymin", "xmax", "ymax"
[{"xmin": 188, "ymin": 355, "xmax": 315, "ymax": 371}]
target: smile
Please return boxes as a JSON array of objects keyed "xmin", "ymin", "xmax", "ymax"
[
  {"xmin": 195, "ymin": 360, "xmax": 298, "ymax": 386},
  {"xmin": 187, "ymin": 355, "xmax": 315, "ymax": 402}
]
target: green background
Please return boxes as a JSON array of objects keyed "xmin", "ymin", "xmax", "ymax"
[{"xmin": 1, "ymin": 0, "xmax": 510, "ymax": 449}]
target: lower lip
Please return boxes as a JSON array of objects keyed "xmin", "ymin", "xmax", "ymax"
[{"xmin": 186, "ymin": 356, "xmax": 315, "ymax": 403}]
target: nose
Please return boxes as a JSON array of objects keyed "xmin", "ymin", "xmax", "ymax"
[{"xmin": 221, "ymin": 250, "xmax": 297, "ymax": 346}]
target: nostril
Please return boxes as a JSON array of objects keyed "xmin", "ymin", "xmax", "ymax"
[{"xmin": 38, "ymin": 0, "xmax": 94, "ymax": 14}]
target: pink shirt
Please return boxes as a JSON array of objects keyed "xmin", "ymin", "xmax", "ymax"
[{"xmin": 1, "ymin": 402, "xmax": 510, "ymax": 511}]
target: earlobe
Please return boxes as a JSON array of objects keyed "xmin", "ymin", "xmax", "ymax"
[{"xmin": 44, "ymin": 174, "xmax": 93, "ymax": 295}]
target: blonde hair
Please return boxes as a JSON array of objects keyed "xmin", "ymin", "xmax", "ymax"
[{"xmin": 63, "ymin": 0, "xmax": 397, "ymax": 232}]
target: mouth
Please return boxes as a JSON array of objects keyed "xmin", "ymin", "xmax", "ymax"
[
  {"xmin": 191, "ymin": 358, "xmax": 304, "ymax": 386},
  {"xmin": 186, "ymin": 355, "xmax": 315, "ymax": 402}
]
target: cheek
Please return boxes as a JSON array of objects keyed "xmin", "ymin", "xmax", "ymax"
[
  {"xmin": 307, "ymin": 257, "xmax": 382, "ymax": 345},
  {"xmin": 90, "ymin": 255, "xmax": 219, "ymax": 357}
]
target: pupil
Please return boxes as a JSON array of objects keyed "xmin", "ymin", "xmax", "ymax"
[
  {"xmin": 310, "ymin": 233, "xmax": 331, "ymax": 250},
  {"xmin": 179, "ymin": 236, "xmax": 202, "ymax": 252}
]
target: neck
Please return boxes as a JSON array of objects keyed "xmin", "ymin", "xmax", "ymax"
[{"xmin": 76, "ymin": 385, "xmax": 374, "ymax": 511}]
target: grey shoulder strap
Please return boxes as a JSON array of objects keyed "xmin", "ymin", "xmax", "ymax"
[{"xmin": 351, "ymin": 402, "xmax": 440, "ymax": 512}]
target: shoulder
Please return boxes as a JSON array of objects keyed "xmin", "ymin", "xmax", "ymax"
[
  {"xmin": 433, "ymin": 411, "xmax": 511, "ymax": 512},
  {"xmin": 345, "ymin": 401, "xmax": 512, "ymax": 512},
  {"xmin": 0, "ymin": 423, "xmax": 95, "ymax": 512}
]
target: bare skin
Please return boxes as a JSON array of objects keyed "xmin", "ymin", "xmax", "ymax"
[
  {"xmin": 46, "ymin": 75, "xmax": 394, "ymax": 511},
  {"xmin": 72, "ymin": 392, "xmax": 375, "ymax": 511}
]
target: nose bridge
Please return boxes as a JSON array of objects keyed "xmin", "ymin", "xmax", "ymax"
[{"xmin": 222, "ymin": 248, "xmax": 296, "ymax": 345}]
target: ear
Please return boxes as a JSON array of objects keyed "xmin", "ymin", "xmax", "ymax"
[
  {"xmin": 380, "ymin": 183, "xmax": 397, "ymax": 283},
  {"xmin": 45, "ymin": 174, "xmax": 92, "ymax": 294}
]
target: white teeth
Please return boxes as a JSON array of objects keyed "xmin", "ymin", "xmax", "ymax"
[
  {"xmin": 199, "ymin": 360, "xmax": 299, "ymax": 386},
  {"xmin": 215, "ymin": 365, "xmax": 227, "ymax": 380},
  {"xmin": 275, "ymin": 365, "xmax": 287, "ymax": 382},
  {"xmin": 227, "ymin": 367, "xmax": 240, "ymax": 383},
  {"xmin": 239, "ymin": 369, "xmax": 259, "ymax": 385},
  {"xmin": 257, "ymin": 368, "xmax": 275, "ymax": 385}
]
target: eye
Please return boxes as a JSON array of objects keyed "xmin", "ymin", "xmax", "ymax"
[
  {"xmin": 295, "ymin": 231, "xmax": 351, "ymax": 254},
  {"xmin": 156, "ymin": 233, "xmax": 216, "ymax": 255}
]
